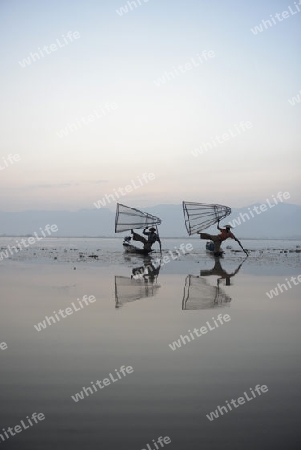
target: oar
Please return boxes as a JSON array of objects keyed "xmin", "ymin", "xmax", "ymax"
[
  {"xmin": 236, "ymin": 239, "xmax": 248, "ymax": 257},
  {"xmin": 156, "ymin": 225, "xmax": 162, "ymax": 254}
]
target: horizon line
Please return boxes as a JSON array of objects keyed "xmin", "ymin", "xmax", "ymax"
[{"xmin": 0, "ymin": 201, "xmax": 300, "ymax": 214}]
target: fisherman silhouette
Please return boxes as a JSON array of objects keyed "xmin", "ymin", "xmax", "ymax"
[
  {"xmin": 131, "ymin": 227, "xmax": 161, "ymax": 252},
  {"xmin": 200, "ymin": 257, "xmax": 246, "ymax": 286},
  {"xmin": 131, "ymin": 258, "xmax": 161, "ymax": 282}
]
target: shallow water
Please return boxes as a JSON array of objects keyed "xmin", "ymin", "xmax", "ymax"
[{"xmin": 0, "ymin": 238, "xmax": 301, "ymax": 449}]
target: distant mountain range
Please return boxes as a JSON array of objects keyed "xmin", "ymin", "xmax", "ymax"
[{"xmin": 0, "ymin": 203, "xmax": 300, "ymax": 239}]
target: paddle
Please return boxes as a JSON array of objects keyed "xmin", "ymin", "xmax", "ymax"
[
  {"xmin": 223, "ymin": 221, "xmax": 248, "ymax": 257},
  {"xmin": 156, "ymin": 225, "xmax": 162, "ymax": 254},
  {"xmin": 236, "ymin": 239, "xmax": 249, "ymax": 257}
]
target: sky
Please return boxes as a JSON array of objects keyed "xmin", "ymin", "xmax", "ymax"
[{"xmin": 0, "ymin": 0, "xmax": 300, "ymax": 211}]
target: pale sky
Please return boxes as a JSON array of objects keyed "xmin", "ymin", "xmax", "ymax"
[{"xmin": 0, "ymin": 0, "xmax": 300, "ymax": 211}]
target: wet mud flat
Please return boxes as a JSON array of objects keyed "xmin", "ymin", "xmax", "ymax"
[{"xmin": 0, "ymin": 237, "xmax": 300, "ymax": 270}]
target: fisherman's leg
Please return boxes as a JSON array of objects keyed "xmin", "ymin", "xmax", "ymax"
[
  {"xmin": 213, "ymin": 239, "xmax": 221, "ymax": 253},
  {"xmin": 132, "ymin": 232, "xmax": 148, "ymax": 245},
  {"xmin": 200, "ymin": 233, "xmax": 213, "ymax": 240}
]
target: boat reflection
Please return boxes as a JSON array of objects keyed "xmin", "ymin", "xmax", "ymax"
[
  {"xmin": 115, "ymin": 258, "xmax": 161, "ymax": 308},
  {"xmin": 182, "ymin": 258, "xmax": 246, "ymax": 310}
]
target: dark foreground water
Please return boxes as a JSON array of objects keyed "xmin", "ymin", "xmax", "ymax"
[{"xmin": 1, "ymin": 238, "xmax": 301, "ymax": 449}]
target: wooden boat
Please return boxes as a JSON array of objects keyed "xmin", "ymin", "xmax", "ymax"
[
  {"xmin": 123, "ymin": 240, "xmax": 152, "ymax": 255},
  {"xmin": 206, "ymin": 241, "xmax": 224, "ymax": 257}
]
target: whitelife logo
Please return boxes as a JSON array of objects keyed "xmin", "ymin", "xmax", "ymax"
[
  {"xmin": 0, "ymin": 224, "xmax": 58, "ymax": 262},
  {"xmin": 154, "ymin": 51, "xmax": 215, "ymax": 87},
  {"xmin": 71, "ymin": 365, "xmax": 134, "ymax": 402},
  {"xmin": 250, "ymin": 2, "xmax": 301, "ymax": 35},
  {"xmin": 116, "ymin": 0, "xmax": 151, "ymax": 16},
  {"xmin": 228, "ymin": 192, "xmax": 291, "ymax": 228},
  {"xmin": 34, "ymin": 295, "xmax": 97, "ymax": 332},
  {"xmin": 266, "ymin": 274, "xmax": 301, "ymax": 299},
  {"xmin": 56, "ymin": 102, "xmax": 118, "ymax": 138},
  {"xmin": 132, "ymin": 243, "xmax": 193, "ymax": 280},
  {"xmin": 18, "ymin": 31, "xmax": 80, "ymax": 68},
  {"xmin": 206, "ymin": 384, "xmax": 269, "ymax": 421},
  {"xmin": 169, "ymin": 314, "xmax": 231, "ymax": 351},
  {"xmin": 0, "ymin": 412, "xmax": 45, "ymax": 444},
  {"xmin": 0, "ymin": 154, "xmax": 21, "ymax": 171},
  {"xmin": 93, "ymin": 173, "xmax": 155, "ymax": 208},
  {"xmin": 191, "ymin": 121, "xmax": 253, "ymax": 157},
  {"xmin": 140, "ymin": 436, "xmax": 171, "ymax": 450},
  {"xmin": 0, "ymin": 342, "xmax": 8, "ymax": 352},
  {"xmin": 288, "ymin": 89, "xmax": 301, "ymax": 106}
]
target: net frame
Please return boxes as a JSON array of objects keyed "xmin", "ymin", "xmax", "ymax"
[
  {"xmin": 182, "ymin": 201, "xmax": 231, "ymax": 235},
  {"xmin": 182, "ymin": 275, "xmax": 231, "ymax": 310},
  {"xmin": 115, "ymin": 203, "xmax": 162, "ymax": 233},
  {"xmin": 114, "ymin": 275, "xmax": 161, "ymax": 308}
]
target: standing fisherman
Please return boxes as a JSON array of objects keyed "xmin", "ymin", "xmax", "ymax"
[{"xmin": 198, "ymin": 221, "xmax": 248, "ymax": 256}]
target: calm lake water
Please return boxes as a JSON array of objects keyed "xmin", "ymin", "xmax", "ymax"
[{"xmin": 1, "ymin": 238, "xmax": 301, "ymax": 449}]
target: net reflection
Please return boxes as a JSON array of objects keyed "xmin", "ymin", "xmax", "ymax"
[
  {"xmin": 114, "ymin": 258, "xmax": 161, "ymax": 308},
  {"xmin": 182, "ymin": 258, "xmax": 246, "ymax": 310}
]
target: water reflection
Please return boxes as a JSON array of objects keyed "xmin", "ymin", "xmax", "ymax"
[
  {"xmin": 182, "ymin": 258, "xmax": 246, "ymax": 310},
  {"xmin": 200, "ymin": 257, "xmax": 246, "ymax": 286},
  {"xmin": 114, "ymin": 258, "xmax": 161, "ymax": 308}
]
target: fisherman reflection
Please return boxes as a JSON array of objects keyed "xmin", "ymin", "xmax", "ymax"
[
  {"xmin": 182, "ymin": 259, "xmax": 245, "ymax": 310},
  {"xmin": 115, "ymin": 258, "xmax": 161, "ymax": 308},
  {"xmin": 131, "ymin": 258, "xmax": 161, "ymax": 282},
  {"xmin": 200, "ymin": 257, "xmax": 246, "ymax": 287}
]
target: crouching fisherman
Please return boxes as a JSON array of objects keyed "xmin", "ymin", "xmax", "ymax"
[
  {"xmin": 198, "ymin": 221, "xmax": 248, "ymax": 256},
  {"xmin": 131, "ymin": 227, "xmax": 161, "ymax": 252}
]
